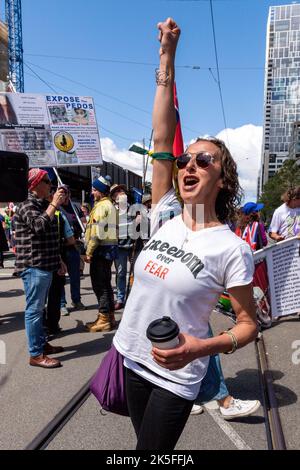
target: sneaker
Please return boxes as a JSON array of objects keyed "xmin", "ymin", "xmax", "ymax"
[
  {"xmin": 71, "ymin": 301, "xmax": 86, "ymax": 310},
  {"xmin": 219, "ymin": 398, "xmax": 261, "ymax": 420},
  {"xmin": 61, "ymin": 306, "xmax": 69, "ymax": 316},
  {"xmin": 190, "ymin": 404, "xmax": 204, "ymax": 415}
]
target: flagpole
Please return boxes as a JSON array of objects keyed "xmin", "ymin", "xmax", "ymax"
[{"xmin": 143, "ymin": 129, "xmax": 153, "ymax": 191}]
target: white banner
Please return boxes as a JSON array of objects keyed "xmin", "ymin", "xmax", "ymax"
[
  {"xmin": 254, "ymin": 237, "xmax": 300, "ymax": 317},
  {"xmin": 0, "ymin": 93, "xmax": 103, "ymax": 168}
]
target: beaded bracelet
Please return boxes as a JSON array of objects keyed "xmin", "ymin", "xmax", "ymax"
[
  {"xmin": 152, "ymin": 152, "xmax": 175, "ymax": 162},
  {"xmin": 220, "ymin": 330, "xmax": 238, "ymax": 354}
]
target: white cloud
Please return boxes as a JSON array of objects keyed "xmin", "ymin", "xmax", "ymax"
[
  {"xmin": 101, "ymin": 124, "xmax": 263, "ymax": 202},
  {"xmin": 101, "ymin": 137, "xmax": 153, "ymax": 181},
  {"xmin": 216, "ymin": 124, "xmax": 263, "ymax": 202}
]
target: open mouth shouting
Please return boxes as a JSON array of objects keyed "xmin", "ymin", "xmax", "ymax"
[{"xmin": 182, "ymin": 175, "xmax": 200, "ymax": 191}]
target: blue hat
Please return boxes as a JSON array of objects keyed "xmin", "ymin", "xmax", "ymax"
[
  {"xmin": 242, "ymin": 202, "xmax": 264, "ymax": 215},
  {"xmin": 92, "ymin": 175, "xmax": 111, "ymax": 194}
]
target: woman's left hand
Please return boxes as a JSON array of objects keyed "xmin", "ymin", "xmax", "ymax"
[{"xmin": 152, "ymin": 333, "xmax": 206, "ymax": 370}]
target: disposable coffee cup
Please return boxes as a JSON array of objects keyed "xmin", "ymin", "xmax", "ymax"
[{"xmin": 146, "ymin": 316, "xmax": 180, "ymax": 350}]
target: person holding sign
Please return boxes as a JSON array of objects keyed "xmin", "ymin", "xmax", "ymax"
[{"xmin": 14, "ymin": 169, "xmax": 67, "ymax": 368}]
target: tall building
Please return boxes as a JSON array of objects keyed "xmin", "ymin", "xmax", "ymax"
[{"xmin": 261, "ymin": 3, "xmax": 300, "ymax": 192}]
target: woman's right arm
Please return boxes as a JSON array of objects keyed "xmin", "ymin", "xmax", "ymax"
[{"xmin": 152, "ymin": 18, "xmax": 180, "ymax": 205}]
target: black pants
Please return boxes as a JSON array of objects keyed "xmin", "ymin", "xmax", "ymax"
[
  {"xmin": 46, "ymin": 271, "xmax": 66, "ymax": 332},
  {"xmin": 125, "ymin": 368, "xmax": 193, "ymax": 450},
  {"xmin": 90, "ymin": 255, "xmax": 114, "ymax": 313}
]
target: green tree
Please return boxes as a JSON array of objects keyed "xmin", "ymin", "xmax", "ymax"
[{"xmin": 260, "ymin": 159, "xmax": 300, "ymax": 223}]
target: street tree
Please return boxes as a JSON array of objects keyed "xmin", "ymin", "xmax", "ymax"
[{"xmin": 260, "ymin": 159, "xmax": 300, "ymax": 223}]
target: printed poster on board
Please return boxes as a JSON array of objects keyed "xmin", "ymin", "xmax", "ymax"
[
  {"xmin": 0, "ymin": 93, "xmax": 103, "ymax": 168},
  {"xmin": 254, "ymin": 237, "xmax": 300, "ymax": 317}
]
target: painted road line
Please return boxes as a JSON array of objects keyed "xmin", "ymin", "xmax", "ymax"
[{"xmin": 204, "ymin": 406, "xmax": 252, "ymax": 450}]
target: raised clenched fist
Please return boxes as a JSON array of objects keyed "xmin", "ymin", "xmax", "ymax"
[{"xmin": 157, "ymin": 17, "xmax": 181, "ymax": 58}]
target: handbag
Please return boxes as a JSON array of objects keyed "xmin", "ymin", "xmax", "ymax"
[{"xmin": 90, "ymin": 344, "xmax": 129, "ymax": 416}]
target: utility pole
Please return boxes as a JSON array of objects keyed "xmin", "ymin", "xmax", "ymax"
[
  {"xmin": 5, "ymin": 0, "xmax": 24, "ymax": 92},
  {"xmin": 142, "ymin": 138, "xmax": 146, "ymax": 190}
]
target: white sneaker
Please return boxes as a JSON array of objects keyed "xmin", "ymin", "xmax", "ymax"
[
  {"xmin": 219, "ymin": 398, "xmax": 261, "ymax": 420},
  {"xmin": 190, "ymin": 404, "xmax": 204, "ymax": 415},
  {"xmin": 61, "ymin": 306, "xmax": 69, "ymax": 316}
]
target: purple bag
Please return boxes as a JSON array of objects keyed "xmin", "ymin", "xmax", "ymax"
[{"xmin": 90, "ymin": 344, "xmax": 129, "ymax": 416}]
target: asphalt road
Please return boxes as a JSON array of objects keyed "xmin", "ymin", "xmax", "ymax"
[{"xmin": 0, "ymin": 254, "xmax": 298, "ymax": 451}]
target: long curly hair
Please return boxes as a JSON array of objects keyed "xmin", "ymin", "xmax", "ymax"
[{"xmin": 194, "ymin": 137, "xmax": 243, "ymax": 223}]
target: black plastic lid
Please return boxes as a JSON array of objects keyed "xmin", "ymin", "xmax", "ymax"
[{"xmin": 146, "ymin": 316, "xmax": 179, "ymax": 343}]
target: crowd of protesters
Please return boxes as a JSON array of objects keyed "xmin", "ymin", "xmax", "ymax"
[
  {"xmin": 0, "ymin": 159, "xmax": 299, "ymax": 452},
  {"xmin": 0, "ymin": 170, "xmax": 299, "ymax": 360}
]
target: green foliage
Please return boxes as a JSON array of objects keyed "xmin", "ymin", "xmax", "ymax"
[{"xmin": 260, "ymin": 159, "xmax": 300, "ymax": 223}]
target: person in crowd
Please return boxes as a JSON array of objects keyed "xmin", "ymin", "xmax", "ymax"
[
  {"xmin": 79, "ymin": 203, "xmax": 91, "ymax": 275},
  {"xmin": 10, "ymin": 206, "xmax": 17, "ymax": 253},
  {"xmin": 110, "ymin": 183, "xmax": 134, "ymax": 310},
  {"xmin": 60, "ymin": 187, "xmax": 85, "ymax": 314},
  {"xmin": 140, "ymin": 193, "xmax": 152, "ymax": 243},
  {"xmin": 14, "ymin": 169, "xmax": 66, "ymax": 368},
  {"xmin": 190, "ymin": 324, "xmax": 260, "ymax": 417},
  {"xmin": 269, "ymin": 186, "xmax": 300, "ymax": 241},
  {"xmin": 45, "ymin": 188, "xmax": 75, "ymax": 336},
  {"xmin": 3, "ymin": 207, "xmax": 12, "ymax": 248},
  {"xmin": 0, "ymin": 212, "xmax": 8, "ymax": 268},
  {"xmin": 0, "ymin": 94, "xmax": 18, "ymax": 125},
  {"xmin": 113, "ymin": 18, "xmax": 258, "ymax": 450},
  {"xmin": 235, "ymin": 202, "xmax": 268, "ymax": 251},
  {"xmin": 84, "ymin": 175, "xmax": 118, "ymax": 332},
  {"xmin": 80, "ymin": 203, "xmax": 91, "ymax": 227}
]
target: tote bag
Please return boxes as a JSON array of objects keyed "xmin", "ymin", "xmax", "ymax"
[{"xmin": 90, "ymin": 344, "xmax": 129, "ymax": 416}]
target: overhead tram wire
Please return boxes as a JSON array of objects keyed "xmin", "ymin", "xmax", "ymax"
[
  {"xmin": 24, "ymin": 69, "xmax": 137, "ymax": 144},
  {"xmin": 24, "ymin": 61, "xmax": 151, "ymax": 132},
  {"xmin": 25, "ymin": 60, "xmax": 200, "ymax": 136},
  {"xmin": 25, "ymin": 53, "xmax": 265, "ymax": 71},
  {"xmin": 209, "ymin": 0, "xmax": 230, "ymax": 148},
  {"xmin": 24, "ymin": 63, "xmax": 58, "ymax": 94},
  {"xmin": 163, "ymin": 0, "xmax": 254, "ymax": 3},
  {"xmin": 25, "ymin": 61, "xmax": 151, "ymax": 116}
]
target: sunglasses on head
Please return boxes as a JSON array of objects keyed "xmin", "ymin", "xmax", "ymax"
[{"xmin": 176, "ymin": 152, "xmax": 215, "ymax": 170}]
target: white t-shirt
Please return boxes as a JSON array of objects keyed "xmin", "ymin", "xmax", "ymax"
[
  {"xmin": 269, "ymin": 203, "xmax": 300, "ymax": 239},
  {"xmin": 114, "ymin": 189, "xmax": 254, "ymax": 399}
]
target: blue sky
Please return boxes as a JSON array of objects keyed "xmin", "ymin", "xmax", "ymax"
[{"xmin": 4, "ymin": 0, "xmax": 298, "ymax": 199}]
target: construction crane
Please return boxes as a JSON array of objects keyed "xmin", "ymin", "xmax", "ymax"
[{"xmin": 5, "ymin": 0, "xmax": 24, "ymax": 92}]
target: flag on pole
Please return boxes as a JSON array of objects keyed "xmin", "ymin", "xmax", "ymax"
[{"xmin": 173, "ymin": 82, "xmax": 184, "ymax": 157}]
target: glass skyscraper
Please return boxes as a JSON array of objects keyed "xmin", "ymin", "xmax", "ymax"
[{"xmin": 261, "ymin": 3, "xmax": 300, "ymax": 191}]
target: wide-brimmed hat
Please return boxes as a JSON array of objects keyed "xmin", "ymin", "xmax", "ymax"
[
  {"xmin": 142, "ymin": 193, "xmax": 152, "ymax": 204},
  {"xmin": 242, "ymin": 202, "xmax": 264, "ymax": 215},
  {"xmin": 110, "ymin": 183, "xmax": 128, "ymax": 199}
]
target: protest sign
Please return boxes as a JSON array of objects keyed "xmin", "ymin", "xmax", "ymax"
[
  {"xmin": 254, "ymin": 237, "xmax": 300, "ymax": 318},
  {"xmin": 0, "ymin": 93, "xmax": 102, "ymax": 168}
]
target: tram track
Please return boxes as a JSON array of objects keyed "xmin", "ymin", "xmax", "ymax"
[
  {"xmin": 255, "ymin": 332, "xmax": 287, "ymax": 450},
  {"xmin": 25, "ymin": 378, "xmax": 92, "ymax": 450},
  {"xmin": 25, "ymin": 329, "xmax": 286, "ymax": 451}
]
